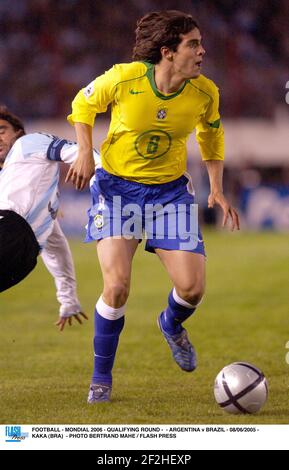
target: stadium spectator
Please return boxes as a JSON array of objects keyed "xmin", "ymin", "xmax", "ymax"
[
  {"xmin": 0, "ymin": 107, "xmax": 94, "ymax": 330},
  {"xmin": 66, "ymin": 10, "xmax": 239, "ymax": 403}
]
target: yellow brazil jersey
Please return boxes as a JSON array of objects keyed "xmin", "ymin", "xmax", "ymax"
[{"xmin": 67, "ymin": 61, "xmax": 224, "ymax": 184}]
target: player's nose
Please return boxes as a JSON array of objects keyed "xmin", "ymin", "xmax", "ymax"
[{"xmin": 199, "ymin": 45, "xmax": 205, "ymax": 56}]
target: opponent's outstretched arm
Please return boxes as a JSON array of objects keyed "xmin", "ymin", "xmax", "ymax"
[{"xmin": 41, "ymin": 219, "xmax": 88, "ymax": 330}]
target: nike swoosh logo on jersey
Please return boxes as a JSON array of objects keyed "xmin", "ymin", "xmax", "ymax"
[
  {"xmin": 0, "ymin": 216, "xmax": 4, "ymax": 220},
  {"xmin": 129, "ymin": 89, "xmax": 145, "ymax": 95}
]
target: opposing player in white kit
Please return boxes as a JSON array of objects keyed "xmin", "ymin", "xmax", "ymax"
[{"xmin": 0, "ymin": 108, "xmax": 98, "ymax": 329}]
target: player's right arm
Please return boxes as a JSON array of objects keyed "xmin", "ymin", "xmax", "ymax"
[
  {"xmin": 65, "ymin": 123, "xmax": 94, "ymax": 190},
  {"xmin": 66, "ymin": 66, "xmax": 120, "ymax": 190}
]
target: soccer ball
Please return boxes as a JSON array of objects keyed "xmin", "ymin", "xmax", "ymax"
[{"xmin": 214, "ymin": 362, "xmax": 268, "ymax": 414}]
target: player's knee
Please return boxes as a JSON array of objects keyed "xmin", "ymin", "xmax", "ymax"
[
  {"xmin": 177, "ymin": 284, "xmax": 205, "ymax": 307},
  {"xmin": 104, "ymin": 280, "xmax": 130, "ymax": 306}
]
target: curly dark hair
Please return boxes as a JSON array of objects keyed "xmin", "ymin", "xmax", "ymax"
[
  {"xmin": 132, "ymin": 10, "xmax": 199, "ymax": 64},
  {"xmin": 0, "ymin": 105, "xmax": 25, "ymax": 136}
]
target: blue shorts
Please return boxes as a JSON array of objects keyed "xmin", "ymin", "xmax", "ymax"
[{"xmin": 86, "ymin": 168, "xmax": 205, "ymax": 255}]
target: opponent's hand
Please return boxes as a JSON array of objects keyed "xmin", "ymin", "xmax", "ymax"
[
  {"xmin": 65, "ymin": 153, "xmax": 95, "ymax": 190},
  {"xmin": 55, "ymin": 312, "xmax": 88, "ymax": 331},
  {"xmin": 208, "ymin": 191, "xmax": 240, "ymax": 231}
]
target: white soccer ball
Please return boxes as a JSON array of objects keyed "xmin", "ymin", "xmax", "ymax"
[{"xmin": 214, "ymin": 362, "xmax": 268, "ymax": 414}]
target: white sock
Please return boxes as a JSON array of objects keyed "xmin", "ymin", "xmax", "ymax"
[
  {"xmin": 173, "ymin": 287, "xmax": 202, "ymax": 308},
  {"xmin": 96, "ymin": 295, "xmax": 125, "ymax": 320}
]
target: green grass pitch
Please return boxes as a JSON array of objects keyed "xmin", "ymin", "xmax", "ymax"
[{"xmin": 0, "ymin": 230, "xmax": 288, "ymax": 424}]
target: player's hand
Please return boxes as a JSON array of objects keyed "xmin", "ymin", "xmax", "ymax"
[
  {"xmin": 65, "ymin": 152, "xmax": 95, "ymax": 190},
  {"xmin": 55, "ymin": 312, "xmax": 88, "ymax": 331},
  {"xmin": 208, "ymin": 191, "xmax": 240, "ymax": 231}
]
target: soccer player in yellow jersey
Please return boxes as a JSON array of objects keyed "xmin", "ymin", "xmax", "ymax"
[{"xmin": 66, "ymin": 10, "xmax": 240, "ymax": 403}]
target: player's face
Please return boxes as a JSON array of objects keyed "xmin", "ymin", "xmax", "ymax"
[
  {"xmin": 172, "ymin": 28, "xmax": 205, "ymax": 79},
  {"xmin": 0, "ymin": 120, "xmax": 19, "ymax": 167}
]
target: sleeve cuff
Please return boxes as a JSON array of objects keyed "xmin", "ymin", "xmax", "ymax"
[
  {"xmin": 59, "ymin": 302, "xmax": 82, "ymax": 318},
  {"xmin": 67, "ymin": 114, "xmax": 94, "ymax": 127}
]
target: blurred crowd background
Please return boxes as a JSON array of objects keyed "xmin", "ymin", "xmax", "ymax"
[
  {"xmin": 1, "ymin": 0, "xmax": 288, "ymax": 118},
  {"xmin": 0, "ymin": 0, "xmax": 288, "ymax": 231}
]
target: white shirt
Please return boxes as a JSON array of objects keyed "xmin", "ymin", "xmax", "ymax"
[
  {"xmin": 0, "ymin": 132, "xmax": 100, "ymax": 317},
  {"xmin": 41, "ymin": 219, "xmax": 82, "ymax": 318},
  {"xmin": 0, "ymin": 132, "xmax": 100, "ymax": 247}
]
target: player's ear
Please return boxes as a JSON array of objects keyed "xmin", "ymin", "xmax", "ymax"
[{"xmin": 160, "ymin": 46, "xmax": 173, "ymax": 61}]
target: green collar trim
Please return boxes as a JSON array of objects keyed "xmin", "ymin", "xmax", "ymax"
[{"xmin": 143, "ymin": 62, "xmax": 188, "ymax": 100}]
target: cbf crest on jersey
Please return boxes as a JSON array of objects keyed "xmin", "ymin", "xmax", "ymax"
[{"xmin": 157, "ymin": 107, "xmax": 168, "ymax": 120}]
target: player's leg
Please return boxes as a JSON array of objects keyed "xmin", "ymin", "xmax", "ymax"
[
  {"xmin": 157, "ymin": 249, "xmax": 205, "ymax": 331},
  {"xmin": 97, "ymin": 237, "xmax": 140, "ymax": 308},
  {"xmin": 143, "ymin": 173, "xmax": 206, "ymax": 371},
  {"xmin": 88, "ymin": 237, "xmax": 139, "ymax": 403},
  {"xmin": 156, "ymin": 249, "xmax": 205, "ymax": 371}
]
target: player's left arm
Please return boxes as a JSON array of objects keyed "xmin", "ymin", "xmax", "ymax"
[
  {"xmin": 41, "ymin": 219, "xmax": 88, "ymax": 330},
  {"xmin": 205, "ymin": 160, "xmax": 239, "ymax": 231},
  {"xmin": 195, "ymin": 82, "xmax": 240, "ymax": 231}
]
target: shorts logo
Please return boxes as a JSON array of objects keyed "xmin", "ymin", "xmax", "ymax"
[
  {"xmin": 94, "ymin": 214, "xmax": 104, "ymax": 229},
  {"xmin": 157, "ymin": 108, "xmax": 167, "ymax": 119}
]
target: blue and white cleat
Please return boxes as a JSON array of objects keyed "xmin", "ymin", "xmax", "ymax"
[
  {"xmin": 158, "ymin": 312, "xmax": 197, "ymax": 372},
  {"xmin": 87, "ymin": 383, "xmax": 111, "ymax": 403}
]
